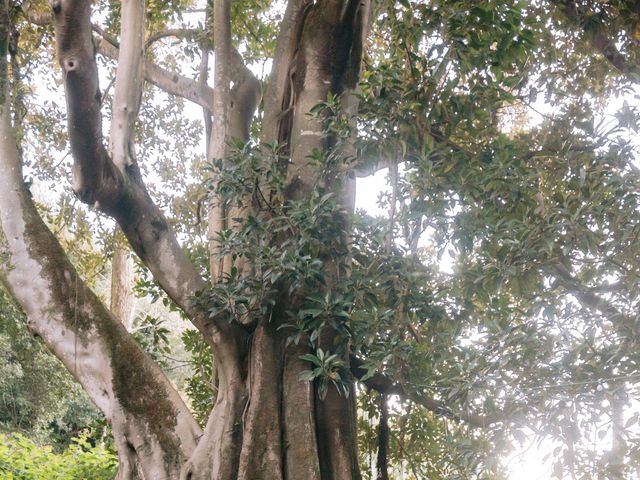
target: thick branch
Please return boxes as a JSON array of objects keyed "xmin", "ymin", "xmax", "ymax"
[
  {"xmin": 205, "ymin": 45, "xmax": 260, "ymax": 284},
  {"xmin": 228, "ymin": 47, "xmax": 261, "ymax": 141},
  {"xmin": 207, "ymin": 0, "xmax": 231, "ymax": 162},
  {"xmin": 552, "ymin": 0, "xmax": 638, "ymax": 75},
  {"xmin": 207, "ymin": 0, "xmax": 232, "ymax": 282},
  {"xmin": 109, "ymin": 0, "xmax": 144, "ymax": 172},
  {"xmin": 108, "ymin": 0, "xmax": 143, "ymax": 347},
  {"xmin": 95, "ymin": 35, "xmax": 216, "ymax": 112},
  {"xmin": 181, "ymin": 3, "xmax": 252, "ymax": 479},
  {"xmin": 0, "ymin": 70, "xmax": 200, "ymax": 479},
  {"xmin": 51, "ymin": 0, "xmax": 242, "ymax": 346},
  {"xmin": 261, "ymin": 0, "xmax": 307, "ymax": 145}
]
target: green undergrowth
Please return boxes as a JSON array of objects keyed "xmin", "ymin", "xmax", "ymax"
[{"xmin": 0, "ymin": 432, "xmax": 117, "ymax": 479}]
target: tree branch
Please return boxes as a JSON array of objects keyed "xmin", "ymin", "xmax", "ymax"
[
  {"xmin": 20, "ymin": 2, "xmax": 52, "ymax": 25},
  {"xmin": 207, "ymin": 0, "xmax": 232, "ymax": 282},
  {"xmin": 228, "ymin": 47, "xmax": 262, "ymax": 141},
  {"xmin": 109, "ymin": 0, "xmax": 144, "ymax": 172},
  {"xmin": 552, "ymin": 0, "xmax": 638, "ymax": 76},
  {"xmin": 548, "ymin": 263, "xmax": 636, "ymax": 328},
  {"xmin": 182, "ymin": 2, "xmax": 252, "ymax": 478},
  {"xmin": 51, "ymin": 0, "xmax": 243, "ymax": 346},
  {"xmin": 0, "ymin": 40, "xmax": 201, "ymax": 479},
  {"xmin": 261, "ymin": 0, "xmax": 308, "ymax": 145},
  {"xmin": 20, "ymin": 9, "xmax": 217, "ymax": 113},
  {"xmin": 145, "ymin": 27, "xmax": 203, "ymax": 50},
  {"xmin": 95, "ymin": 35, "xmax": 216, "ymax": 112},
  {"xmin": 376, "ymin": 395, "xmax": 390, "ymax": 480},
  {"xmin": 94, "ymin": 25, "xmax": 259, "ymax": 128},
  {"xmin": 110, "ymin": 239, "xmax": 135, "ymax": 330},
  {"xmin": 350, "ymin": 355, "xmax": 493, "ymax": 428}
]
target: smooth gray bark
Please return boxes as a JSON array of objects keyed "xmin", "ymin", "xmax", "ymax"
[
  {"xmin": 0, "ymin": 62, "xmax": 201, "ymax": 480},
  {"xmin": 5, "ymin": 1, "xmax": 404, "ymax": 479}
]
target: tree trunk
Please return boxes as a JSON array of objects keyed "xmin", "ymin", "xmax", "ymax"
[
  {"xmin": 110, "ymin": 242, "xmax": 135, "ymax": 331},
  {"xmin": 0, "ymin": 65, "xmax": 201, "ymax": 480},
  {"xmin": 184, "ymin": 2, "xmax": 369, "ymax": 479},
  {"xmin": 1, "ymin": 0, "xmax": 372, "ymax": 478}
]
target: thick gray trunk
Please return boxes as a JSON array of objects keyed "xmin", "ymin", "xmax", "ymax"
[
  {"xmin": 6, "ymin": 0, "xmax": 373, "ymax": 478},
  {"xmin": 183, "ymin": 2, "xmax": 368, "ymax": 479},
  {"xmin": 0, "ymin": 91, "xmax": 201, "ymax": 480}
]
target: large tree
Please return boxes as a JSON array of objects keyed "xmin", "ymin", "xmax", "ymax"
[{"xmin": 1, "ymin": 0, "xmax": 640, "ymax": 479}]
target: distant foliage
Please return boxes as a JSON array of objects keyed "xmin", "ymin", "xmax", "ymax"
[
  {"xmin": 182, "ymin": 328, "xmax": 215, "ymax": 427},
  {"xmin": 0, "ymin": 289, "xmax": 104, "ymax": 450},
  {"xmin": 0, "ymin": 433, "xmax": 117, "ymax": 480}
]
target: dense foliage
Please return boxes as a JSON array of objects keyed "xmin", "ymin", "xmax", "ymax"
[
  {"xmin": 0, "ymin": 288, "xmax": 103, "ymax": 449},
  {"xmin": 2, "ymin": 0, "xmax": 640, "ymax": 478},
  {"xmin": 0, "ymin": 433, "xmax": 117, "ymax": 479}
]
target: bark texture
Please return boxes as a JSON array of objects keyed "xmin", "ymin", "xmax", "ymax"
[
  {"xmin": 0, "ymin": 66, "xmax": 201, "ymax": 480},
  {"xmin": 183, "ymin": 1, "xmax": 371, "ymax": 478},
  {"xmin": 110, "ymin": 242, "xmax": 135, "ymax": 330},
  {"xmin": 2, "ymin": 0, "xmax": 388, "ymax": 479}
]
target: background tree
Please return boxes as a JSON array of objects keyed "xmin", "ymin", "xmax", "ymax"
[{"xmin": 0, "ymin": 0, "xmax": 639, "ymax": 479}]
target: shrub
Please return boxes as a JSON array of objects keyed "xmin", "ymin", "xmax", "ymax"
[{"xmin": 0, "ymin": 432, "xmax": 117, "ymax": 479}]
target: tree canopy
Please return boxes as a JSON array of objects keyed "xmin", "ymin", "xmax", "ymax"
[{"xmin": 1, "ymin": 0, "xmax": 639, "ymax": 479}]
